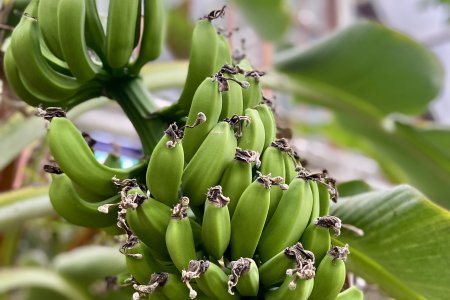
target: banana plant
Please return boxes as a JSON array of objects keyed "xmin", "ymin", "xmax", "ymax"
[{"xmin": 1, "ymin": 1, "xmax": 450, "ymax": 299}]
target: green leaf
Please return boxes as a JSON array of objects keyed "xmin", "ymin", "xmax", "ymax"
[
  {"xmin": 337, "ymin": 180, "xmax": 372, "ymax": 197},
  {"xmin": 231, "ymin": 0, "xmax": 291, "ymax": 42},
  {"xmin": 276, "ymin": 21, "xmax": 443, "ymax": 116},
  {"xmin": 332, "ymin": 185, "xmax": 450, "ymax": 300}
]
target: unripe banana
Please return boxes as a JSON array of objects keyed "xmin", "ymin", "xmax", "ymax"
[
  {"xmin": 105, "ymin": 0, "xmax": 140, "ymax": 69},
  {"xmin": 309, "ymin": 245, "xmax": 349, "ymax": 300},
  {"xmin": 260, "ymin": 142, "xmax": 286, "ymax": 222},
  {"xmin": 182, "ymin": 76, "xmax": 223, "ymax": 162},
  {"xmin": 220, "ymin": 148, "xmax": 260, "ymax": 216},
  {"xmin": 300, "ymin": 216, "xmax": 341, "ymax": 266},
  {"xmin": 47, "ymin": 116, "xmax": 146, "ymax": 197},
  {"xmin": 174, "ymin": 8, "xmax": 225, "ymax": 115},
  {"xmin": 336, "ymin": 286, "xmax": 364, "ymax": 300},
  {"xmin": 258, "ymin": 175, "xmax": 314, "ymax": 262},
  {"xmin": 131, "ymin": 0, "xmax": 165, "ymax": 72},
  {"xmin": 201, "ymin": 186, "xmax": 231, "ymax": 260},
  {"xmin": 103, "ymin": 151, "xmax": 122, "ymax": 169},
  {"xmin": 219, "ymin": 72, "xmax": 245, "ymax": 119},
  {"xmin": 182, "ymin": 120, "xmax": 237, "ymax": 206},
  {"xmin": 38, "ymin": 0, "xmax": 64, "ymax": 60},
  {"xmin": 237, "ymin": 108, "xmax": 265, "ymax": 154},
  {"xmin": 255, "ymin": 101, "xmax": 277, "ymax": 149},
  {"xmin": 166, "ymin": 198, "xmax": 198, "ymax": 272},
  {"xmin": 231, "ymin": 173, "xmax": 286, "ymax": 260},
  {"xmin": 241, "ymin": 68, "xmax": 264, "ymax": 109},
  {"xmin": 57, "ymin": 0, "xmax": 100, "ymax": 82},
  {"xmin": 259, "ymin": 242, "xmax": 311, "ymax": 288},
  {"xmin": 215, "ymin": 33, "xmax": 233, "ymax": 71},
  {"xmin": 146, "ymin": 123, "xmax": 184, "ymax": 207},
  {"xmin": 125, "ymin": 188, "xmax": 172, "ymax": 261},
  {"xmin": 132, "ymin": 272, "xmax": 191, "ymax": 300},
  {"xmin": 124, "ymin": 241, "xmax": 166, "ymax": 284},
  {"xmin": 10, "ymin": 10, "xmax": 81, "ymax": 100},
  {"xmin": 48, "ymin": 173, "xmax": 119, "ymax": 228},
  {"xmin": 308, "ymin": 179, "xmax": 321, "ymax": 224},
  {"xmin": 228, "ymin": 258, "xmax": 259, "ymax": 296},
  {"xmin": 181, "ymin": 260, "xmax": 238, "ymax": 300},
  {"xmin": 85, "ymin": 0, "xmax": 106, "ymax": 62}
]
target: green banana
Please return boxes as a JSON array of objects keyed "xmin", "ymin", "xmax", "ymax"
[
  {"xmin": 237, "ymin": 108, "xmax": 265, "ymax": 154},
  {"xmin": 300, "ymin": 216, "xmax": 342, "ymax": 266},
  {"xmin": 201, "ymin": 186, "xmax": 231, "ymax": 259},
  {"xmin": 308, "ymin": 179, "xmax": 321, "ymax": 224},
  {"xmin": 181, "ymin": 260, "xmax": 237, "ymax": 300},
  {"xmin": 336, "ymin": 286, "xmax": 364, "ymax": 300},
  {"xmin": 125, "ymin": 188, "xmax": 172, "ymax": 261},
  {"xmin": 38, "ymin": 0, "xmax": 64, "ymax": 60},
  {"xmin": 238, "ymin": 63, "xmax": 264, "ymax": 109},
  {"xmin": 265, "ymin": 276, "xmax": 314, "ymax": 300},
  {"xmin": 124, "ymin": 241, "xmax": 166, "ymax": 284},
  {"xmin": 182, "ymin": 76, "xmax": 223, "ymax": 162},
  {"xmin": 173, "ymin": 8, "xmax": 225, "ymax": 115},
  {"xmin": 258, "ymin": 175, "xmax": 314, "ymax": 262},
  {"xmin": 47, "ymin": 116, "xmax": 146, "ymax": 197},
  {"xmin": 220, "ymin": 148, "xmax": 260, "ymax": 216},
  {"xmin": 57, "ymin": 0, "xmax": 100, "ymax": 83},
  {"xmin": 309, "ymin": 245, "xmax": 349, "ymax": 300},
  {"xmin": 182, "ymin": 120, "xmax": 237, "ymax": 206},
  {"xmin": 219, "ymin": 71, "xmax": 246, "ymax": 119},
  {"xmin": 260, "ymin": 142, "xmax": 286, "ymax": 222},
  {"xmin": 103, "ymin": 151, "xmax": 122, "ymax": 169},
  {"xmin": 48, "ymin": 173, "xmax": 119, "ymax": 228},
  {"xmin": 146, "ymin": 123, "xmax": 184, "ymax": 207},
  {"xmin": 105, "ymin": 0, "xmax": 140, "ymax": 69},
  {"xmin": 131, "ymin": 0, "xmax": 165, "ymax": 72},
  {"xmin": 215, "ymin": 33, "xmax": 232, "ymax": 71},
  {"xmin": 85, "ymin": 0, "xmax": 106, "ymax": 61},
  {"xmin": 231, "ymin": 173, "xmax": 286, "ymax": 260},
  {"xmin": 228, "ymin": 258, "xmax": 259, "ymax": 296},
  {"xmin": 132, "ymin": 272, "xmax": 191, "ymax": 300},
  {"xmin": 255, "ymin": 102, "xmax": 277, "ymax": 149},
  {"xmin": 259, "ymin": 242, "xmax": 312, "ymax": 288},
  {"xmin": 165, "ymin": 197, "xmax": 198, "ymax": 271},
  {"xmin": 10, "ymin": 8, "xmax": 81, "ymax": 100}
]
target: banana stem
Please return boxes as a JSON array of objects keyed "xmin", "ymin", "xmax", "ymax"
[{"xmin": 105, "ymin": 77, "xmax": 166, "ymax": 155}]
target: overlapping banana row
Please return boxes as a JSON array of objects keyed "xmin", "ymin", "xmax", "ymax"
[{"xmin": 3, "ymin": 0, "xmax": 165, "ymax": 108}]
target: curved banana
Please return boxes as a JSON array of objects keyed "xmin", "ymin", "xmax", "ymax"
[
  {"xmin": 131, "ymin": 0, "xmax": 165, "ymax": 72},
  {"xmin": 165, "ymin": 198, "xmax": 197, "ymax": 272},
  {"xmin": 146, "ymin": 123, "xmax": 184, "ymax": 207},
  {"xmin": 10, "ymin": 10, "xmax": 81, "ymax": 100},
  {"xmin": 215, "ymin": 33, "xmax": 232, "ymax": 71},
  {"xmin": 336, "ymin": 286, "xmax": 364, "ymax": 300},
  {"xmin": 231, "ymin": 174, "xmax": 282, "ymax": 260},
  {"xmin": 85, "ymin": 0, "xmax": 106, "ymax": 62},
  {"xmin": 174, "ymin": 11, "xmax": 223, "ymax": 114},
  {"xmin": 309, "ymin": 245, "xmax": 349, "ymax": 300},
  {"xmin": 265, "ymin": 276, "xmax": 314, "ymax": 300},
  {"xmin": 47, "ymin": 116, "xmax": 146, "ymax": 197},
  {"xmin": 38, "ymin": 0, "xmax": 64, "ymax": 60},
  {"xmin": 57, "ymin": 0, "xmax": 100, "ymax": 82},
  {"xmin": 182, "ymin": 76, "xmax": 222, "ymax": 162},
  {"xmin": 300, "ymin": 216, "xmax": 341, "ymax": 266},
  {"xmin": 125, "ymin": 191, "xmax": 172, "ymax": 261},
  {"xmin": 220, "ymin": 73, "xmax": 245, "ymax": 120},
  {"xmin": 238, "ymin": 62, "xmax": 264, "ymax": 110},
  {"xmin": 258, "ymin": 176, "xmax": 313, "ymax": 262},
  {"xmin": 49, "ymin": 174, "xmax": 119, "ymax": 228},
  {"xmin": 255, "ymin": 102, "xmax": 277, "ymax": 149},
  {"xmin": 181, "ymin": 260, "xmax": 237, "ymax": 300},
  {"xmin": 182, "ymin": 120, "xmax": 237, "ymax": 206},
  {"xmin": 228, "ymin": 258, "xmax": 259, "ymax": 296},
  {"xmin": 220, "ymin": 148, "xmax": 259, "ymax": 216},
  {"xmin": 201, "ymin": 186, "xmax": 231, "ymax": 260},
  {"xmin": 105, "ymin": 0, "xmax": 140, "ymax": 69},
  {"xmin": 237, "ymin": 108, "xmax": 265, "ymax": 154},
  {"xmin": 308, "ymin": 180, "xmax": 321, "ymax": 224},
  {"xmin": 260, "ymin": 143, "xmax": 286, "ymax": 222}
]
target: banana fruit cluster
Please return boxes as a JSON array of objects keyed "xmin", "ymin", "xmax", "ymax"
[
  {"xmin": 12, "ymin": 3, "xmax": 363, "ymax": 298},
  {"xmin": 4, "ymin": 0, "xmax": 164, "ymax": 108}
]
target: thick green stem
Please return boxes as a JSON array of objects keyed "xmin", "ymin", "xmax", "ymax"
[{"xmin": 105, "ymin": 77, "xmax": 166, "ymax": 155}]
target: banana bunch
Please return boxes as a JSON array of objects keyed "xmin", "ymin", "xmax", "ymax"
[{"xmin": 4, "ymin": 0, "xmax": 165, "ymax": 108}]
